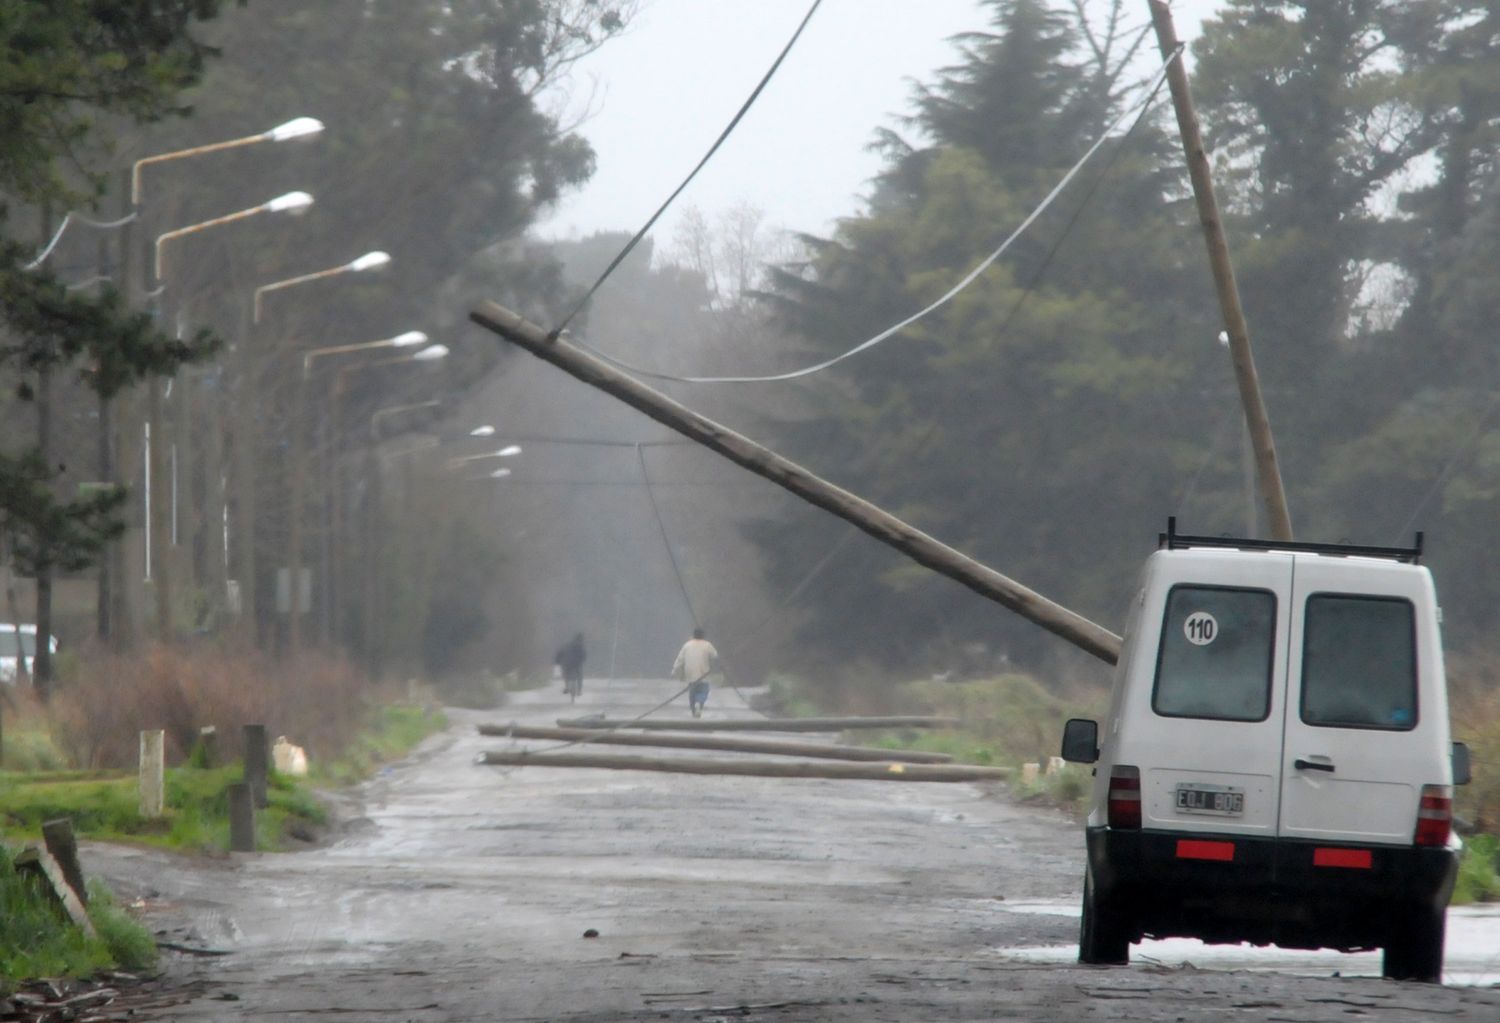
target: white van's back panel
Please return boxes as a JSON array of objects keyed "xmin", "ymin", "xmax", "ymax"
[{"xmin": 1101, "ymin": 546, "xmax": 1449, "ymax": 846}]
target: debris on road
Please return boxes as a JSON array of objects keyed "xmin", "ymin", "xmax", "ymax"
[{"xmin": 478, "ymin": 749, "xmax": 1009, "ymax": 782}]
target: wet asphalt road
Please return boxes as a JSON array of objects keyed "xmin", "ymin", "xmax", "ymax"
[{"xmin": 87, "ymin": 679, "xmax": 1500, "ymax": 1021}]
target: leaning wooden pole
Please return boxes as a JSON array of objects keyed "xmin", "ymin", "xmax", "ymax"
[
  {"xmin": 479, "ymin": 750, "xmax": 1009, "ymax": 783},
  {"xmin": 470, "ymin": 302, "xmax": 1122, "ymax": 665},
  {"xmin": 1148, "ymin": 0, "xmax": 1292, "ymax": 541},
  {"xmin": 554, "ymin": 715, "xmax": 961, "ymax": 733},
  {"xmin": 480, "ymin": 723, "xmax": 956, "ymax": 763}
]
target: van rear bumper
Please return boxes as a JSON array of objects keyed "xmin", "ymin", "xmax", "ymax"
[{"xmin": 1085, "ymin": 826, "xmax": 1459, "ymax": 951}]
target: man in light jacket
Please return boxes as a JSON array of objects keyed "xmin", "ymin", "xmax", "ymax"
[{"xmin": 672, "ymin": 627, "xmax": 719, "ymax": 718}]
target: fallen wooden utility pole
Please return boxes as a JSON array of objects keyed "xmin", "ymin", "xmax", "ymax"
[
  {"xmin": 479, "ymin": 750, "xmax": 1009, "ymax": 783},
  {"xmin": 1148, "ymin": 0, "xmax": 1292, "ymax": 541},
  {"xmin": 554, "ymin": 715, "xmax": 960, "ymax": 733},
  {"xmin": 479, "ymin": 723, "xmax": 955, "ymax": 763},
  {"xmin": 470, "ymin": 301, "xmax": 1123, "ymax": 665}
]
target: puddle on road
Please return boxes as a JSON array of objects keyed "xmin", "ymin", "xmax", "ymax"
[{"xmin": 990, "ymin": 902, "xmax": 1500, "ymax": 988}]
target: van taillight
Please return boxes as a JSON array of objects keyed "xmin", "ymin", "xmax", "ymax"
[
  {"xmin": 1414, "ymin": 785, "xmax": 1452, "ymax": 847},
  {"xmin": 1108, "ymin": 766, "xmax": 1141, "ymax": 829}
]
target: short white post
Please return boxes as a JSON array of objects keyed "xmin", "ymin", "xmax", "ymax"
[{"xmin": 139, "ymin": 729, "xmax": 165, "ymax": 818}]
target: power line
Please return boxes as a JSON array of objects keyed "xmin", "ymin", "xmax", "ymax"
[
  {"xmin": 551, "ymin": 0, "xmax": 825, "ymax": 336},
  {"xmin": 729, "ymin": 44, "xmax": 1174, "ymax": 649},
  {"xmin": 23, "ymin": 210, "xmax": 138, "ymax": 270},
  {"xmin": 569, "ymin": 44, "xmax": 1180, "ymax": 386}
]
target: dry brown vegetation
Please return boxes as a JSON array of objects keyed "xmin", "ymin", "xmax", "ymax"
[
  {"xmin": 43, "ymin": 645, "xmax": 399, "ymax": 770},
  {"xmin": 1448, "ymin": 653, "xmax": 1500, "ymax": 835}
]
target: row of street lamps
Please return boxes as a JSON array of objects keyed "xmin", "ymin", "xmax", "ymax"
[{"xmin": 122, "ymin": 115, "xmax": 493, "ymax": 655}]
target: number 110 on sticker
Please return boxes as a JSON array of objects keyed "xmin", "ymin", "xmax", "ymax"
[{"xmin": 1184, "ymin": 611, "xmax": 1217, "ymax": 646}]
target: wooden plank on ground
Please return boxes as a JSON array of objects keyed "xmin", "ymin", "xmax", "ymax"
[
  {"xmin": 478, "ymin": 750, "xmax": 1008, "ymax": 782},
  {"xmin": 553, "ymin": 715, "xmax": 959, "ymax": 733},
  {"xmin": 479, "ymin": 723, "xmax": 954, "ymax": 763}
]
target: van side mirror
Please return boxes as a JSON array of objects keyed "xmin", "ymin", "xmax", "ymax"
[
  {"xmin": 1061, "ymin": 718, "xmax": 1099, "ymax": 764},
  {"xmin": 1452, "ymin": 742, "xmax": 1472, "ymax": 786}
]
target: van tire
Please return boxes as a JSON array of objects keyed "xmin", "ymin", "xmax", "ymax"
[
  {"xmin": 1079, "ymin": 869, "xmax": 1130, "ymax": 965},
  {"xmin": 1381, "ymin": 908, "xmax": 1445, "ymax": 983}
]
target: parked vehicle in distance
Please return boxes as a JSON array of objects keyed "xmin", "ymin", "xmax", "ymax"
[
  {"xmin": 1061, "ymin": 519, "xmax": 1470, "ymax": 983},
  {"xmin": 0, "ymin": 624, "xmax": 58, "ymax": 684}
]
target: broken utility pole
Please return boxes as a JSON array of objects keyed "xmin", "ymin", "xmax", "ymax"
[
  {"xmin": 553, "ymin": 714, "xmax": 960, "ymax": 733},
  {"xmin": 481, "ymin": 723, "xmax": 956, "ymax": 763},
  {"xmin": 469, "ymin": 302, "xmax": 1123, "ymax": 665},
  {"xmin": 479, "ymin": 750, "xmax": 1009, "ymax": 783},
  {"xmin": 1148, "ymin": 0, "xmax": 1292, "ymax": 541}
]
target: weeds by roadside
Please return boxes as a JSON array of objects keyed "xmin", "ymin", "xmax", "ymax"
[
  {"xmin": 0, "ymin": 843, "xmax": 155, "ymax": 993},
  {"xmin": 0, "ymin": 645, "xmax": 450, "ymax": 992}
]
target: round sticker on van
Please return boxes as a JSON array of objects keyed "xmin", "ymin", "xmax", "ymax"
[{"xmin": 1184, "ymin": 611, "xmax": 1218, "ymax": 646}]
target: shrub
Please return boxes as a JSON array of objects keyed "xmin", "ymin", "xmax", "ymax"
[
  {"xmin": 46, "ymin": 644, "xmax": 397, "ymax": 771},
  {"xmin": 1454, "ymin": 833, "xmax": 1500, "ymax": 905}
]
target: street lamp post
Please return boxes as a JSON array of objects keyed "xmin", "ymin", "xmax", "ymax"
[
  {"xmin": 237, "ymin": 250, "xmax": 391, "ymax": 645},
  {"xmin": 324, "ymin": 346, "xmax": 449, "ymax": 648},
  {"xmin": 287, "ymin": 332, "xmax": 431, "ymax": 653},
  {"xmin": 126, "ymin": 117, "xmax": 323, "ymax": 645},
  {"xmin": 147, "ymin": 190, "xmax": 315, "ymax": 639},
  {"xmin": 132, "ymin": 117, "xmax": 324, "ymax": 205}
]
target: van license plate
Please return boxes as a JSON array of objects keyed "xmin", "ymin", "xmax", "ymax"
[{"xmin": 1175, "ymin": 785, "xmax": 1244, "ymax": 817}]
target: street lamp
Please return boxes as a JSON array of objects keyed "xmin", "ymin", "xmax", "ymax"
[
  {"xmin": 446, "ymin": 444, "xmax": 521, "ymax": 469},
  {"xmin": 301, "ymin": 330, "xmax": 427, "ymax": 377},
  {"xmin": 132, "ymin": 117, "xmax": 325, "ymax": 205},
  {"xmin": 155, "ymin": 191, "xmax": 314, "ymax": 281},
  {"xmin": 370, "ymin": 400, "xmax": 441, "ymax": 440},
  {"xmin": 287, "ymin": 332, "xmax": 437, "ymax": 651},
  {"xmin": 253, "ymin": 250, "xmax": 391, "ymax": 323}
]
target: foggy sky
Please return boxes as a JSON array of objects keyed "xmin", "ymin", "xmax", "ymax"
[{"xmin": 539, "ymin": 0, "xmax": 1225, "ymax": 242}]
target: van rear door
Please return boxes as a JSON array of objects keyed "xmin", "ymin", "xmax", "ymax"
[
  {"xmin": 1278, "ymin": 556, "xmax": 1435, "ymax": 845},
  {"xmin": 1138, "ymin": 551, "xmax": 1292, "ymax": 837}
]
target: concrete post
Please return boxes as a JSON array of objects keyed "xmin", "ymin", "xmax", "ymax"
[
  {"xmin": 139, "ymin": 730, "xmax": 165, "ymax": 818},
  {"xmin": 243, "ymin": 723, "xmax": 269, "ymax": 808},
  {"xmin": 227, "ymin": 782, "xmax": 256, "ymax": 852},
  {"xmin": 41, "ymin": 818, "xmax": 87, "ymax": 906}
]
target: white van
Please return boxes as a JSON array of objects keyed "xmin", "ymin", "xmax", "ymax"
[
  {"xmin": 1061, "ymin": 519, "xmax": 1470, "ymax": 983},
  {"xmin": 0, "ymin": 624, "xmax": 57, "ymax": 684}
]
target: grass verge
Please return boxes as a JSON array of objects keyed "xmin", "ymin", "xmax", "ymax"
[{"xmin": 0, "ymin": 845, "xmax": 155, "ymax": 995}]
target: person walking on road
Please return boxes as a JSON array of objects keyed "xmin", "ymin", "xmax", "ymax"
[
  {"xmin": 556, "ymin": 632, "xmax": 586, "ymax": 701},
  {"xmin": 672, "ymin": 627, "xmax": 720, "ymax": 718}
]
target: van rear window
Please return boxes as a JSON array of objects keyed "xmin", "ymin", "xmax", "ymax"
[
  {"xmin": 1300, "ymin": 595, "xmax": 1416, "ymax": 730},
  {"xmin": 1153, "ymin": 586, "xmax": 1275, "ymax": 721}
]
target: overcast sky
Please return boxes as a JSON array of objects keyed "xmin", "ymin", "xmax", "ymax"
[{"xmin": 539, "ymin": 0, "xmax": 1225, "ymax": 243}]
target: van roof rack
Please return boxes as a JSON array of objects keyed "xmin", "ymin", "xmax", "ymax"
[{"xmin": 1159, "ymin": 517, "xmax": 1423, "ymax": 564}]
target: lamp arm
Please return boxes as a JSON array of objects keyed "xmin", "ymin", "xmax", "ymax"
[{"xmin": 132, "ymin": 132, "xmax": 269, "ymax": 205}]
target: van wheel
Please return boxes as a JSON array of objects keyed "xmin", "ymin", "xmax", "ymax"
[
  {"xmin": 1381, "ymin": 908, "xmax": 1445, "ymax": 983},
  {"xmin": 1079, "ymin": 869, "xmax": 1130, "ymax": 965}
]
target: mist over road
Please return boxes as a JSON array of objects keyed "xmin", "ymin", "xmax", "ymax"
[{"xmin": 91, "ymin": 681, "xmax": 1500, "ymax": 1021}]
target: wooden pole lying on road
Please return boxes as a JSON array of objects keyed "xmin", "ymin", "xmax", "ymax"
[
  {"xmin": 480, "ymin": 723, "xmax": 955, "ymax": 763},
  {"xmin": 470, "ymin": 301, "xmax": 1123, "ymax": 666},
  {"xmin": 554, "ymin": 715, "xmax": 960, "ymax": 733},
  {"xmin": 479, "ymin": 750, "xmax": 1009, "ymax": 783}
]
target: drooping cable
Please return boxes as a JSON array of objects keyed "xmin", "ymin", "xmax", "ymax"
[
  {"xmin": 23, "ymin": 210, "xmax": 139, "ymax": 270},
  {"xmin": 730, "ymin": 52, "xmax": 1174, "ymax": 649},
  {"xmin": 567, "ymin": 44, "xmax": 1180, "ymax": 385},
  {"xmin": 550, "ymin": 0, "xmax": 825, "ymax": 336},
  {"xmin": 636, "ymin": 444, "xmax": 763, "ymax": 713}
]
